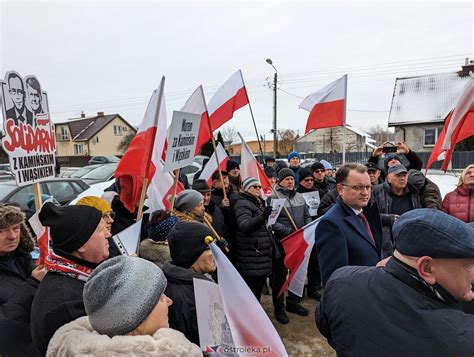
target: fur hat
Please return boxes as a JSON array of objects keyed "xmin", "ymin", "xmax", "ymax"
[
  {"xmin": 39, "ymin": 202, "xmax": 102, "ymax": 254},
  {"xmin": 167, "ymin": 221, "xmax": 213, "ymax": 268},
  {"xmin": 174, "ymin": 190, "xmax": 203, "ymax": 213},
  {"xmin": 84, "ymin": 256, "xmax": 167, "ymax": 337},
  {"xmin": 0, "ymin": 205, "xmax": 34, "ymax": 253},
  {"xmin": 278, "ymin": 168, "xmax": 295, "ymax": 183}
]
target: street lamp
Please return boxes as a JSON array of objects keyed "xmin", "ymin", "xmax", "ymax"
[{"xmin": 266, "ymin": 58, "xmax": 278, "ymax": 158}]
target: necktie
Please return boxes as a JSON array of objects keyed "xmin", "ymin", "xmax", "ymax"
[{"xmin": 359, "ymin": 212, "xmax": 375, "ymax": 244}]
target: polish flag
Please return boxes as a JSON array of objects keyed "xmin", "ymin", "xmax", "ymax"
[
  {"xmin": 210, "ymin": 243, "xmax": 288, "ymax": 357},
  {"xmin": 278, "ymin": 219, "xmax": 320, "ymax": 298},
  {"xmin": 147, "ymin": 159, "xmax": 184, "ymax": 211},
  {"xmin": 195, "ymin": 71, "xmax": 249, "ymax": 153},
  {"xmin": 115, "ymin": 77, "xmax": 166, "ymax": 213},
  {"xmin": 299, "ymin": 74, "xmax": 347, "ymax": 133},
  {"xmin": 426, "ymin": 81, "xmax": 474, "ymax": 172},
  {"xmin": 240, "ymin": 138, "xmax": 273, "ymax": 197},
  {"xmin": 198, "ymin": 142, "xmax": 229, "ymax": 185}
]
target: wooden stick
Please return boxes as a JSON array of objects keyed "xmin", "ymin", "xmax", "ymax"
[
  {"xmin": 169, "ymin": 168, "xmax": 180, "ymax": 212},
  {"xmin": 32, "ymin": 182, "xmax": 42, "ymax": 213},
  {"xmin": 136, "ymin": 177, "xmax": 149, "ymax": 221},
  {"xmin": 203, "ymin": 215, "xmax": 229, "ymax": 253}
]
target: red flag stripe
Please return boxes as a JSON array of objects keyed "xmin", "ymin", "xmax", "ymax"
[
  {"xmin": 305, "ymin": 99, "xmax": 345, "ymax": 133},
  {"xmin": 208, "ymin": 86, "xmax": 248, "ymax": 130}
]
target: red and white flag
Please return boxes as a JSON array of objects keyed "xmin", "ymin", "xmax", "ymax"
[
  {"xmin": 198, "ymin": 142, "xmax": 229, "ymax": 185},
  {"xmin": 181, "ymin": 86, "xmax": 210, "ymax": 154},
  {"xmin": 210, "ymin": 243, "xmax": 288, "ymax": 357},
  {"xmin": 114, "ymin": 77, "xmax": 166, "ymax": 213},
  {"xmin": 278, "ymin": 219, "xmax": 320, "ymax": 298},
  {"xmin": 240, "ymin": 138, "xmax": 273, "ymax": 197},
  {"xmin": 195, "ymin": 71, "xmax": 249, "ymax": 153},
  {"xmin": 426, "ymin": 80, "xmax": 474, "ymax": 172},
  {"xmin": 29, "ymin": 202, "xmax": 52, "ymax": 266},
  {"xmin": 299, "ymin": 74, "xmax": 347, "ymax": 133}
]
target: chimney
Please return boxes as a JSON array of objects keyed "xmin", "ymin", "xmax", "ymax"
[
  {"xmin": 80, "ymin": 111, "xmax": 86, "ymax": 118},
  {"xmin": 97, "ymin": 112, "xmax": 104, "ymax": 117}
]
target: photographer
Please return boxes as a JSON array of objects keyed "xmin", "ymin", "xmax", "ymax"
[{"xmin": 368, "ymin": 141, "xmax": 423, "ymax": 180}]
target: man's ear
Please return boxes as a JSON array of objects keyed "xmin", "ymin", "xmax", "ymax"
[
  {"xmin": 336, "ymin": 183, "xmax": 343, "ymax": 196},
  {"xmin": 416, "ymin": 256, "xmax": 436, "ymax": 285}
]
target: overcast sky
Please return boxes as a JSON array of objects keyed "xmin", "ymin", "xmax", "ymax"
[{"xmin": 1, "ymin": 1, "xmax": 472, "ymax": 141}]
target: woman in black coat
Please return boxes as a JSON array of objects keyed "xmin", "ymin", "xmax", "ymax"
[{"xmin": 233, "ymin": 177, "xmax": 273, "ymax": 301}]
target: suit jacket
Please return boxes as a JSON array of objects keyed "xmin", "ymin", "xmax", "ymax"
[
  {"xmin": 6, "ymin": 106, "xmax": 34, "ymax": 127},
  {"xmin": 315, "ymin": 197, "xmax": 383, "ymax": 286}
]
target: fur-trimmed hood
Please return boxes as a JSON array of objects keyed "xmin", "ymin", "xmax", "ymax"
[
  {"xmin": 46, "ymin": 316, "xmax": 202, "ymax": 356},
  {"xmin": 172, "ymin": 209, "xmax": 213, "ymax": 225},
  {"xmin": 0, "ymin": 205, "xmax": 34, "ymax": 253}
]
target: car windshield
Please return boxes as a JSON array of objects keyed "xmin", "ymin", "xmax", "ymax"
[
  {"xmin": 82, "ymin": 164, "xmax": 118, "ymax": 180},
  {"xmin": 0, "ymin": 182, "xmax": 19, "ymax": 200},
  {"xmin": 71, "ymin": 165, "xmax": 100, "ymax": 178},
  {"xmin": 105, "ymin": 156, "xmax": 120, "ymax": 163}
]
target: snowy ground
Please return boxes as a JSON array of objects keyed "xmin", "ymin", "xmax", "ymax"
[{"xmin": 425, "ymin": 170, "xmax": 459, "ymax": 199}]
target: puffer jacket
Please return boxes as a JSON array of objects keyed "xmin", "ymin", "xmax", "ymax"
[
  {"xmin": 442, "ymin": 186, "xmax": 474, "ymax": 223},
  {"xmin": 46, "ymin": 316, "xmax": 201, "ymax": 357},
  {"xmin": 233, "ymin": 192, "xmax": 272, "ymax": 277},
  {"xmin": 267, "ymin": 185, "xmax": 312, "ymax": 240}
]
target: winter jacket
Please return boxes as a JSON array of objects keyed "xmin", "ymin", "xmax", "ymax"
[
  {"xmin": 46, "ymin": 316, "xmax": 202, "ymax": 357},
  {"xmin": 407, "ymin": 169, "xmax": 442, "ymax": 210},
  {"xmin": 268, "ymin": 185, "xmax": 312, "ymax": 240},
  {"xmin": 313, "ymin": 176, "xmax": 336, "ymax": 199},
  {"xmin": 372, "ymin": 182, "xmax": 422, "ymax": 257},
  {"xmin": 0, "ymin": 251, "xmax": 40, "ymax": 357},
  {"xmin": 233, "ymin": 192, "xmax": 273, "ymax": 277},
  {"xmin": 110, "ymin": 195, "xmax": 149, "ymax": 241},
  {"xmin": 317, "ymin": 189, "xmax": 339, "ymax": 217},
  {"xmin": 205, "ymin": 200, "xmax": 226, "ymax": 238},
  {"xmin": 317, "ymin": 258, "xmax": 474, "ymax": 356},
  {"xmin": 162, "ymin": 261, "xmax": 214, "ymax": 345},
  {"xmin": 289, "ymin": 165, "xmax": 302, "ymax": 187},
  {"xmin": 31, "ymin": 253, "xmax": 98, "ymax": 355},
  {"xmin": 211, "ymin": 187, "xmax": 240, "ymax": 245},
  {"xmin": 442, "ymin": 186, "xmax": 474, "ymax": 223},
  {"xmin": 139, "ymin": 239, "xmax": 170, "ymax": 268}
]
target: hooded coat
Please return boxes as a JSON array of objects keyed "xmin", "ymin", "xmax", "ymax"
[
  {"xmin": 0, "ymin": 206, "xmax": 39, "ymax": 357},
  {"xmin": 46, "ymin": 316, "xmax": 202, "ymax": 357},
  {"xmin": 162, "ymin": 262, "xmax": 214, "ymax": 345}
]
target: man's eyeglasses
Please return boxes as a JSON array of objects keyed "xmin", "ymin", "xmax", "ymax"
[
  {"xmin": 250, "ymin": 185, "xmax": 262, "ymax": 189},
  {"xmin": 9, "ymin": 89, "xmax": 24, "ymax": 96},
  {"xmin": 341, "ymin": 184, "xmax": 372, "ymax": 192},
  {"xmin": 102, "ymin": 212, "xmax": 115, "ymax": 220},
  {"xmin": 313, "ymin": 169, "xmax": 325, "ymax": 173}
]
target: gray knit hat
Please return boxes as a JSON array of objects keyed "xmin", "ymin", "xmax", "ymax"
[
  {"xmin": 175, "ymin": 189, "xmax": 203, "ymax": 212},
  {"xmin": 242, "ymin": 177, "xmax": 260, "ymax": 191},
  {"xmin": 277, "ymin": 168, "xmax": 295, "ymax": 183},
  {"xmin": 84, "ymin": 256, "xmax": 167, "ymax": 337}
]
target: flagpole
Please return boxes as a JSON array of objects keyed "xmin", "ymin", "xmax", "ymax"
[
  {"xmin": 200, "ymin": 86, "xmax": 228, "ymax": 201},
  {"xmin": 203, "ymin": 216, "xmax": 229, "ymax": 252},
  {"xmin": 136, "ymin": 76, "xmax": 165, "ymax": 220},
  {"xmin": 169, "ymin": 168, "xmax": 180, "ymax": 212},
  {"xmin": 240, "ymin": 70, "xmax": 265, "ymax": 164},
  {"xmin": 342, "ymin": 74, "xmax": 348, "ymax": 165}
]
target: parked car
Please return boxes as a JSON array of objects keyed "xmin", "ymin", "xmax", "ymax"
[
  {"xmin": 80, "ymin": 163, "xmax": 118, "ymax": 185},
  {"xmin": 59, "ymin": 167, "xmax": 81, "ymax": 178},
  {"xmin": 88, "ymin": 155, "xmax": 120, "ymax": 165},
  {"xmin": 193, "ymin": 155, "xmax": 209, "ymax": 166},
  {"xmin": 69, "ymin": 164, "xmax": 102, "ymax": 179},
  {"xmin": 181, "ymin": 162, "xmax": 202, "ymax": 186},
  {"xmin": 0, "ymin": 178, "xmax": 90, "ymax": 219}
]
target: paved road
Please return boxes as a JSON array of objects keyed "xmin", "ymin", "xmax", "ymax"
[{"xmin": 260, "ymin": 292, "xmax": 335, "ymax": 356}]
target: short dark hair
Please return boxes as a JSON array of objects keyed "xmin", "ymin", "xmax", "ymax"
[
  {"xmin": 26, "ymin": 76, "xmax": 41, "ymax": 93},
  {"xmin": 336, "ymin": 163, "xmax": 367, "ymax": 184},
  {"xmin": 7, "ymin": 72, "xmax": 23, "ymax": 89}
]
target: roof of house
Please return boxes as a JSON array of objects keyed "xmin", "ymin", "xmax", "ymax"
[
  {"xmin": 55, "ymin": 114, "xmax": 136, "ymax": 141},
  {"xmin": 388, "ymin": 71, "xmax": 471, "ymax": 126},
  {"xmin": 296, "ymin": 124, "xmax": 372, "ymax": 142}
]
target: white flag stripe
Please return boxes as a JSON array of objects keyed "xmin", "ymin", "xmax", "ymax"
[
  {"xmin": 207, "ymin": 70, "xmax": 245, "ymax": 115},
  {"xmin": 441, "ymin": 80, "xmax": 473, "ymax": 150},
  {"xmin": 240, "ymin": 140, "xmax": 259, "ymax": 180},
  {"xmin": 288, "ymin": 219, "xmax": 319, "ymax": 296},
  {"xmin": 198, "ymin": 142, "xmax": 228, "ymax": 182},
  {"xmin": 299, "ymin": 74, "xmax": 347, "ymax": 111},
  {"xmin": 181, "ymin": 85, "xmax": 207, "ymax": 114},
  {"xmin": 210, "ymin": 244, "xmax": 288, "ymax": 357}
]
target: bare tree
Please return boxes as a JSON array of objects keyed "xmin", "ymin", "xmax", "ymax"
[
  {"xmin": 278, "ymin": 129, "xmax": 297, "ymax": 156},
  {"xmin": 221, "ymin": 125, "xmax": 238, "ymax": 145},
  {"xmin": 367, "ymin": 125, "xmax": 395, "ymax": 146}
]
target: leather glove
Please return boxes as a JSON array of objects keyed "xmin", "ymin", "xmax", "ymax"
[
  {"xmin": 263, "ymin": 206, "xmax": 273, "ymax": 219},
  {"xmin": 217, "ymin": 237, "xmax": 229, "ymax": 251}
]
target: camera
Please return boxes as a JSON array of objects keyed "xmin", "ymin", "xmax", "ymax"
[{"xmin": 382, "ymin": 146, "xmax": 398, "ymax": 153}]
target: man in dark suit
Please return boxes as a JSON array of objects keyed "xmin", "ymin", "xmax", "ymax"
[
  {"xmin": 5, "ymin": 72, "xmax": 34, "ymax": 127},
  {"xmin": 315, "ymin": 163, "xmax": 383, "ymax": 286}
]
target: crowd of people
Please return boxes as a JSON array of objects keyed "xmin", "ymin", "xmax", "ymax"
[{"xmin": 1, "ymin": 141, "xmax": 474, "ymax": 356}]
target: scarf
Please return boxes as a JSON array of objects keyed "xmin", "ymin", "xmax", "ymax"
[{"xmin": 45, "ymin": 250, "xmax": 93, "ymax": 282}]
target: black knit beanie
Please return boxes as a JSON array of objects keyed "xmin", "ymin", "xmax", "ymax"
[
  {"xmin": 39, "ymin": 202, "xmax": 102, "ymax": 253},
  {"xmin": 167, "ymin": 221, "xmax": 213, "ymax": 268}
]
